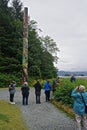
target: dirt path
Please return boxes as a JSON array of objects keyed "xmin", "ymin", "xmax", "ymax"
[{"xmin": 0, "ymin": 88, "xmax": 76, "ymax": 130}]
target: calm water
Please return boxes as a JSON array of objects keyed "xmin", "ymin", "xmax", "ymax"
[{"xmin": 59, "ymin": 76, "xmax": 87, "ymax": 79}]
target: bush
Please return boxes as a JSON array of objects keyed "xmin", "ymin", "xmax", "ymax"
[
  {"xmin": 0, "ymin": 73, "xmax": 21, "ymax": 88},
  {"xmin": 0, "ymin": 73, "xmax": 37, "ymax": 88},
  {"xmin": 54, "ymin": 77, "xmax": 87, "ymax": 108}
]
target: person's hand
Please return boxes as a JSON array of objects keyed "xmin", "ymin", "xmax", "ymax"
[{"xmin": 75, "ymin": 86, "xmax": 79, "ymax": 91}]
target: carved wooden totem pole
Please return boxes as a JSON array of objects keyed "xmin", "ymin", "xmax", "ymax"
[{"xmin": 22, "ymin": 7, "xmax": 28, "ymax": 84}]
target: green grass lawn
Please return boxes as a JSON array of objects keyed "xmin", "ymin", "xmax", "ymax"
[{"xmin": 0, "ymin": 100, "xmax": 28, "ymax": 130}]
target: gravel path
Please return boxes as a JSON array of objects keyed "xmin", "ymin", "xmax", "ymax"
[{"xmin": 0, "ymin": 88, "xmax": 76, "ymax": 130}]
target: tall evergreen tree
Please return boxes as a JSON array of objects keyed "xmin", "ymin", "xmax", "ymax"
[
  {"xmin": 28, "ymin": 20, "xmax": 59, "ymax": 78},
  {"xmin": 0, "ymin": 0, "xmax": 59, "ymax": 78},
  {"xmin": 0, "ymin": 0, "xmax": 23, "ymax": 73},
  {"xmin": 11, "ymin": 0, "xmax": 23, "ymax": 20}
]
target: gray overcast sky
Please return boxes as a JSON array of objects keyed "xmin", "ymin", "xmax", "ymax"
[{"xmin": 21, "ymin": 0, "xmax": 87, "ymax": 71}]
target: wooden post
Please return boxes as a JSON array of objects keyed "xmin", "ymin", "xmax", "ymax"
[{"xmin": 22, "ymin": 7, "xmax": 28, "ymax": 84}]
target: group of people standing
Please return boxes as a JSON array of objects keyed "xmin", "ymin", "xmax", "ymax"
[
  {"xmin": 33, "ymin": 79, "xmax": 53, "ymax": 104},
  {"xmin": 8, "ymin": 78, "xmax": 58, "ymax": 105},
  {"xmin": 34, "ymin": 78, "xmax": 60, "ymax": 104},
  {"xmin": 9, "ymin": 81, "xmax": 29, "ymax": 105},
  {"xmin": 8, "ymin": 78, "xmax": 87, "ymax": 130}
]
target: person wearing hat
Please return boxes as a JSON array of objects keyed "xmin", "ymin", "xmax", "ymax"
[
  {"xmin": 21, "ymin": 82, "xmax": 30, "ymax": 105},
  {"xmin": 71, "ymin": 85, "xmax": 87, "ymax": 130}
]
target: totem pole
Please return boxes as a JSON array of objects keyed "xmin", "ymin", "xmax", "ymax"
[{"xmin": 22, "ymin": 7, "xmax": 28, "ymax": 84}]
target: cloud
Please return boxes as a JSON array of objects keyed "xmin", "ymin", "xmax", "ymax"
[{"xmin": 22, "ymin": 0, "xmax": 87, "ymax": 71}]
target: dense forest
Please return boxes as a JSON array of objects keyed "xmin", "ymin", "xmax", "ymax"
[{"xmin": 0, "ymin": 0, "xmax": 59, "ymax": 81}]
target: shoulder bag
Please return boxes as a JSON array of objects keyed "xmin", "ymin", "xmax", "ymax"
[{"xmin": 80, "ymin": 93, "xmax": 87, "ymax": 113}]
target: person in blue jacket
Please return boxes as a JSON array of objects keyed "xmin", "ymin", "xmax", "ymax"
[
  {"xmin": 71, "ymin": 85, "xmax": 87, "ymax": 130},
  {"xmin": 44, "ymin": 79, "xmax": 51, "ymax": 102}
]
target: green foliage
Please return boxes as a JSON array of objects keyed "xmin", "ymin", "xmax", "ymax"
[
  {"xmin": 11, "ymin": 0, "xmax": 23, "ymax": 20},
  {"xmin": 0, "ymin": 73, "xmax": 21, "ymax": 87},
  {"xmin": 0, "ymin": 73, "xmax": 38, "ymax": 88},
  {"xmin": 29, "ymin": 65, "xmax": 41, "ymax": 78},
  {"xmin": 0, "ymin": 0, "xmax": 59, "ymax": 79},
  {"xmin": 54, "ymin": 78, "xmax": 87, "ymax": 108},
  {"xmin": 41, "ymin": 35, "xmax": 59, "ymax": 63}
]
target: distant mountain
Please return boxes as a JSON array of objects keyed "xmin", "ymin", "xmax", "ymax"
[{"xmin": 58, "ymin": 71, "xmax": 87, "ymax": 76}]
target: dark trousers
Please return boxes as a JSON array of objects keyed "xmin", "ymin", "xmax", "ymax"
[
  {"xmin": 10, "ymin": 93, "xmax": 14, "ymax": 102},
  {"xmin": 22, "ymin": 94, "xmax": 29, "ymax": 105},
  {"xmin": 45, "ymin": 91, "xmax": 50, "ymax": 102},
  {"xmin": 36, "ymin": 93, "xmax": 41, "ymax": 103}
]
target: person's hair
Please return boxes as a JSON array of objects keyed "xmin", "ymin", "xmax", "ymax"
[
  {"xmin": 24, "ymin": 82, "xmax": 28, "ymax": 86},
  {"xmin": 37, "ymin": 80, "xmax": 39, "ymax": 82},
  {"xmin": 79, "ymin": 85, "xmax": 85, "ymax": 91}
]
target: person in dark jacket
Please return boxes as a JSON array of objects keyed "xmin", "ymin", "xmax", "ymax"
[
  {"xmin": 34, "ymin": 80, "xmax": 42, "ymax": 104},
  {"xmin": 70, "ymin": 74, "xmax": 76, "ymax": 82},
  {"xmin": 51, "ymin": 80, "xmax": 57, "ymax": 95},
  {"xmin": 21, "ymin": 82, "xmax": 29, "ymax": 105}
]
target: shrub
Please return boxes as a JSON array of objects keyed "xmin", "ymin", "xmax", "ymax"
[
  {"xmin": 0, "ymin": 73, "xmax": 21, "ymax": 88},
  {"xmin": 54, "ymin": 77, "xmax": 87, "ymax": 108}
]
